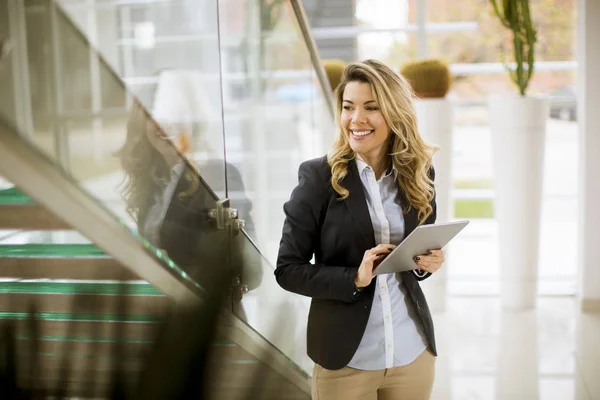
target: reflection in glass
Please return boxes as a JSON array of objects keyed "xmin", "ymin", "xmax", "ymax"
[
  {"xmin": 117, "ymin": 101, "xmax": 236, "ymax": 290},
  {"xmin": 117, "ymin": 101, "xmax": 197, "ymax": 244}
]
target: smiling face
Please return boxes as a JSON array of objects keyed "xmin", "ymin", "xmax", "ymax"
[{"xmin": 341, "ymin": 81, "xmax": 391, "ymax": 166}]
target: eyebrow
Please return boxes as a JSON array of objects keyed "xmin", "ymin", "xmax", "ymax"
[{"xmin": 342, "ymin": 100, "xmax": 377, "ymax": 105}]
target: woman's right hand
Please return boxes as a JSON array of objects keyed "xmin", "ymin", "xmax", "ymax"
[{"xmin": 354, "ymin": 244, "xmax": 397, "ymax": 288}]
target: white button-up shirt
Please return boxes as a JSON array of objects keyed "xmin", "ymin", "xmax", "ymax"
[
  {"xmin": 347, "ymin": 157, "xmax": 427, "ymax": 370},
  {"xmin": 142, "ymin": 162, "xmax": 186, "ymax": 247}
]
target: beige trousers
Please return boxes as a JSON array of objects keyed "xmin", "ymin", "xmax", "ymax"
[{"xmin": 311, "ymin": 349, "xmax": 435, "ymax": 400}]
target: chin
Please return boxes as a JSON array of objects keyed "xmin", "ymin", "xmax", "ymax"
[
  {"xmin": 349, "ymin": 143, "xmax": 365, "ymax": 154},
  {"xmin": 347, "ymin": 140, "xmax": 361, "ymax": 154},
  {"xmin": 348, "ymin": 137, "xmax": 370, "ymax": 152}
]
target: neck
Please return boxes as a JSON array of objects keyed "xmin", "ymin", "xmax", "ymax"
[{"xmin": 358, "ymin": 153, "xmax": 389, "ymax": 180}]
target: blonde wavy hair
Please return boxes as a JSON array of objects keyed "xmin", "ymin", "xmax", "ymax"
[
  {"xmin": 116, "ymin": 101, "xmax": 198, "ymax": 223},
  {"xmin": 327, "ymin": 59, "xmax": 437, "ymax": 224}
]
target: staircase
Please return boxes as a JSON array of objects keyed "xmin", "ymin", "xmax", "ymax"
[
  {"xmin": 0, "ymin": 0, "xmax": 336, "ymax": 396},
  {"xmin": 0, "ymin": 186, "xmax": 310, "ymax": 398}
]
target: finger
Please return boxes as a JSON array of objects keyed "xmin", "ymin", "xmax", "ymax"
[
  {"xmin": 417, "ymin": 258, "xmax": 441, "ymax": 266},
  {"xmin": 417, "ymin": 262, "xmax": 442, "ymax": 271},
  {"xmin": 363, "ymin": 254, "xmax": 380, "ymax": 269},
  {"xmin": 416, "ymin": 254, "xmax": 445, "ymax": 264},
  {"xmin": 414, "ymin": 256, "xmax": 436, "ymax": 272},
  {"xmin": 414, "ymin": 255, "xmax": 438, "ymax": 264},
  {"xmin": 374, "ymin": 243, "xmax": 396, "ymax": 250},
  {"xmin": 416, "ymin": 260, "xmax": 442, "ymax": 272},
  {"xmin": 426, "ymin": 249, "xmax": 445, "ymax": 259},
  {"xmin": 415, "ymin": 264, "xmax": 438, "ymax": 273},
  {"xmin": 372, "ymin": 244, "xmax": 396, "ymax": 254},
  {"xmin": 420, "ymin": 249, "xmax": 438, "ymax": 258},
  {"xmin": 433, "ymin": 252, "xmax": 446, "ymax": 263}
]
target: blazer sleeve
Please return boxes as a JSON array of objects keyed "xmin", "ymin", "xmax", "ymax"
[
  {"xmin": 275, "ymin": 161, "xmax": 361, "ymax": 303},
  {"xmin": 413, "ymin": 165, "xmax": 437, "ymax": 281}
]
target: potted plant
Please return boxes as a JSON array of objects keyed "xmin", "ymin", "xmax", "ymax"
[
  {"xmin": 323, "ymin": 59, "xmax": 346, "ymax": 93},
  {"xmin": 488, "ymin": 0, "xmax": 548, "ymax": 309},
  {"xmin": 400, "ymin": 58, "xmax": 453, "ymax": 312}
]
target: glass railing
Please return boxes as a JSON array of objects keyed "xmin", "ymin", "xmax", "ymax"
[
  {"xmin": 215, "ymin": 0, "xmax": 334, "ymax": 371},
  {"xmin": 0, "ymin": 0, "xmax": 335, "ymax": 374}
]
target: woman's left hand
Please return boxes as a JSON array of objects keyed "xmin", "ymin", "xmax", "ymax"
[{"xmin": 413, "ymin": 249, "xmax": 445, "ymax": 273}]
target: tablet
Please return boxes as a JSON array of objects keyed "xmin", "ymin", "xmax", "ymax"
[{"xmin": 373, "ymin": 220, "xmax": 469, "ymax": 276}]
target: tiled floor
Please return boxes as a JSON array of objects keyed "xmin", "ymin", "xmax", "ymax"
[{"xmin": 430, "ymin": 297, "xmax": 600, "ymax": 400}]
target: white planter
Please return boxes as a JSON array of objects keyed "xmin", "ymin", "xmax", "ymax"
[
  {"xmin": 488, "ymin": 94, "xmax": 548, "ymax": 309},
  {"xmin": 414, "ymin": 98, "xmax": 453, "ymax": 312}
]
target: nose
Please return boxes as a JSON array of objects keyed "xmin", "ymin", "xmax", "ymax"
[{"xmin": 351, "ymin": 109, "xmax": 367, "ymax": 124}]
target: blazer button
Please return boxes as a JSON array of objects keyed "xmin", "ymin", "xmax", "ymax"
[{"xmin": 364, "ymin": 306, "xmax": 368, "ymax": 309}]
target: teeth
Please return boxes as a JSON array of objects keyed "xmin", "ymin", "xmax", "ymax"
[{"xmin": 352, "ymin": 130, "xmax": 373, "ymax": 137}]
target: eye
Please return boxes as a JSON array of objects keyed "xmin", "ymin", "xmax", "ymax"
[
  {"xmin": 342, "ymin": 105, "xmax": 353, "ymax": 111},
  {"xmin": 366, "ymin": 106, "xmax": 379, "ymax": 111}
]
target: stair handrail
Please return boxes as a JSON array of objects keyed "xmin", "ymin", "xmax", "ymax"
[{"xmin": 291, "ymin": 0, "xmax": 336, "ymax": 116}]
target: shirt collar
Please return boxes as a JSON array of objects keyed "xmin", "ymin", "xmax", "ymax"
[
  {"xmin": 355, "ymin": 154, "xmax": 397, "ymax": 179},
  {"xmin": 171, "ymin": 161, "xmax": 186, "ymax": 178},
  {"xmin": 355, "ymin": 154, "xmax": 370, "ymax": 175}
]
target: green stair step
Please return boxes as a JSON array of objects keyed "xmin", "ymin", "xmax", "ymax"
[
  {"xmin": 35, "ymin": 352, "xmax": 142, "ymax": 360},
  {"xmin": 0, "ymin": 281, "xmax": 162, "ymax": 296},
  {"xmin": 0, "ymin": 311, "xmax": 162, "ymax": 323},
  {"xmin": 0, "ymin": 243, "xmax": 109, "ymax": 258},
  {"xmin": 15, "ymin": 336, "xmax": 234, "ymax": 346},
  {"xmin": 0, "ymin": 187, "xmax": 33, "ymax": 205},
  {"xmin": 17, "ymin": 335, "xmax": 154, "ymax": 344},
  {"xmin": 20, "ymin": 353, "xmax": 244, "ymax": 362}
]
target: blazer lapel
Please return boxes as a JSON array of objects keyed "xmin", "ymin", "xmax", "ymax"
[{"xmin": 342, "ymin": 160, "xmax": 376, "ymax": 249}]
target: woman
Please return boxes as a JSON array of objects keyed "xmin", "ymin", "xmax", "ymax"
[{"xmin": 275, "ymin": 60, "xmax": 444, "ymax": 400}]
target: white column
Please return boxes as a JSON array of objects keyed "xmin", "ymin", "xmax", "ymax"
[
  {"xmin": 414, "ymin": 99, "xmax": 453, "ymax": 312},
  {"xmin": 577, "ymin": 0, "xmax": 600, "ymax": 312},
  {"xmin": 489, "ymin": 95, "xmax": 547, "ymax": 310}
]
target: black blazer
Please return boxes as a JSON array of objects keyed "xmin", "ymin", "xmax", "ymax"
[
  {"xmin": 275, "ymin": 156, "xmax": 437, "ymax": 370},
  {"xmin": 138, "ymin": 161, "xmax": 262, "ymax": 292}
]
